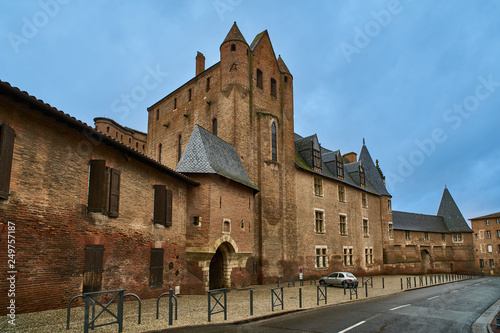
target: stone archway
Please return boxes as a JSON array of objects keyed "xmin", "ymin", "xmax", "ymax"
[
  {"xmin": 208, "ymin": 242, "xmax": 235, "ymax": 290},
  {"xmin": 421, "ymin": 249, "xmax": 433, "ymax": 273}
]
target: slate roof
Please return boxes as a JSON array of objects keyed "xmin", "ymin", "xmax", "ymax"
[
  {"xmin": 294, "ymin": 134, "xmax": 387, "ymax": 196},
  {"xmin": 437, "ymin": 187, "xmax": 472, "ymax": 232},
  {"xmin": 469, "ymin": 212, "xmax": 500, "ymax": 220},
  {"xmin": 392, "ymin": 211, "xmax": 450, "ymax": 232},
  {"xmin": 0, "ymin": 79, "xmax": 198, "ymax": 186},
  {"xmin": 176, "ymin": 125, "xmax": 258, "ymax": 191}
]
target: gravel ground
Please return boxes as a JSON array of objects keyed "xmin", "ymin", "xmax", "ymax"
[{"xmin": 0, "ymin": 275, "xmax": 469, "ymax": 332}]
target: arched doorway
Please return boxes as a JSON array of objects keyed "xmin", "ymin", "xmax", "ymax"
[
  {"xmin": 421, "ymin": 249, "xmax": 432, "ymax": 273},
  {"xmin": 209, "ymin": 248, "xmax": 224, "ymax": 290}
]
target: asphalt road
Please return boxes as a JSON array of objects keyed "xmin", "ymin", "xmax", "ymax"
[{"xmin": 161, "ymin": 277, "xmax": 500, "ymax": 333}]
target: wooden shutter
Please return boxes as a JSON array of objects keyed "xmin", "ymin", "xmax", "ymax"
[
  {"xmin": 83, "ymin": 245, "xmax": 104, "ymax": 293},
  {"xmin": 108, "ymin": 168, "xmax": 120, "ymax": 217},
  {"xmin": 153, "ymin": 185, "xmax": 166, "ymax": 225},
  {"xmin": 88, "ymin": 160, "xmax": 106, "ymax": 212},
  {"xmin": 149, "ymin": 248, "xmax": 164, "ymax": 287},
  {"xmin": 165, "ymin": 189, "xmax": 173, "ymax": 227},
  {"xmin": 0, "ymin": 124, "xmax": 16, "ymax": 199}
]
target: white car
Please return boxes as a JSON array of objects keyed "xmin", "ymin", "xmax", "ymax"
[{"xmin": 319, "ymin": 272, "xmax": 358, "ymax": 288}]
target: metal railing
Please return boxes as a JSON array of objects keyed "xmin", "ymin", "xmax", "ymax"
[
  {"xmin": 156, "ymin": 289, "xmax": 177, "ymax": 326},
  {"xmin": 271, "ymin": 287, "xmax": 284, "ymax": 311},
  {"xmin": 83, "ymin": 289, "xmax": 125, "ymax": 333},
  {"xmin": 124, "ymin": 293, "xmax": 141, "ymax": 324},
  {"xmin": 207, "ymin": 288, "xmax": 227, "ymax": 322},
  {"xmin": 317, "ymin": 285, "xmax": 327, "ymax": 305}
]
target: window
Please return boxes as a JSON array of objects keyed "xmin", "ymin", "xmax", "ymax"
[
  {"xmin": 480, "ymin": 259, "xmax": 484, "ymax": 268},
  {"xmin": 486, "ymin": 219, "xmax": 489, "ymax": 225},
  {"xmin": 87, "ymin": 160, "xmax": 120, "ymax": 217},
  {"xmin": 313, "ymin": 149, "xmax": 321, "ymax": 169},
  {"xmin": 149, "ymin": 248, "xmax": 164, "ymax": 287},
  {"xmin": 0, "ymin": 124, "xmax": 16, "ymax": 199},
  {"xmin": 480, "ymin": 244, "xmax": 485, "ymax": 253},
  {"xmin": 158, "ymin": 144, "xmax": 162, "ymax": 164},
  {"xmin": 359, "ymin": 165, "xmax": 365, "ymax": 186},
  {"xmin": 284, "ymin": 76, "xmax": 288, "ymax": 83},
  {"xmin": 387, "ymin": 199, "xmax": 392, "ymax": 212},
  {"xmin": 129, "ymin": 138, "xmax": 132, "ymax": 144},
  {"xmin": 188, "ymin": 88, "xmax": 192, "ymax": 102},
  {"xmin": 223, "ymin": 220, "xmax": 231, "ymax": 234},
  {"xmin": 442, "ymin": 233, "xmax": 446, "ymax": 242},
  {"xmin": 106, "ymin": 126, "xmax": 110, "ymax": 133},
  {"xmin": 486, "ymin": 231, "xmax": 491, "ymax": 238},
  {"xmin": 315, "ymin": 210, "xmax": 324, "ymax": 234},
  {"xmin": 153, "ymin": 185, "xmax": 173, "ymax": 227},
  {"xmin": 271, "ymin": 122, "xmax": 277, "ymax": 161},
  {"xmin": 136, "ymin": 142, "xmax": 138, "ymax": 149},
  {"xmin": 343, "ymin": 247, "xmax": 353, "ymax": 266},
  {"xmin": 256, "ymin": 69, "xmax": 263, "ymax": 89},
  {"xmin": 363, "ymin": 219, "xmax": 369, "ymax": 237},
  {"xmin": 231, "ymin": 43, "xmax": 236, "ymax": 51},
  {"xmin": 83, "ymin": 245, "xmax": 104, "ymax": 293},
  {"xmin": 497, "ymin": 230, "xmax": 500, "ymax": 238},
  {"xmin": 178, "ymin": 135, "xmax": 182, "ymax": 162},
  {"xmin": 212, "ymin": 118, "xmax": 217, "ymax": 136},
  {"xmin": 270, "ymin": 78, "xmax": 277, "ymax": 97},
  {"xmin": 336, "ymin": 157, "xmax": 344, "ymax": 179},
  {"xmin": 156, "ymin": 109, "xmax": 159, "ymax": 121},
  {"xmin": 365, "ymin": 247, "xmax": 373, "ymax": 265},
  {"xmin": 424, "ymin": 232, "xmax": 429, "ymax": 241},
  {"xmin": 479, "ymin": 230, "xmax": 484, "ymax": 239},
  {"xmin": 489, "ymin": 259, "xmax": 495, "ymax": 268},
  {"xmin": 338, "ymin": 185, "xmax": 345, "ymax": 202},
  {"xmin": 388, "ymin": 222, "xmax": 394, "ymax": 239},
  {"xmin": 339, "ymin": 215, "xmax": 347, "ymax": 236},
  {"xmin": 314, "ymin": 177, "xmax": 323, "ymax": 196},
  {"xmin": 498, "ymin": 245, "xmax": 500, "ymax": 252},
  {"xmin": 206, "ymin": 77, "xmax": 210, "ymax": 92},
  {"xmin": 405, "ymin": 231, "xmax": 411, "ymax": 241},
  {"xmin": 315, "ymin": 246, "xmax": 328, "ymax": 268},
  {"xmin": 116, "ymin": 131, "xmax": 118, "ymax": 138},
  {"xmin": 496, "ymin": 219, "xmax": 499, "ymax": 224},
  {"xmin": 487, "ymin": 245, "xmax": 493, "ymax": 253},
  {"xmin": 362, "ymin": 193, "xmax": 367, "ymax": 208},
  {"xmin": 453, "ymin": 233, "xmax": 463, "ymax": 242}
]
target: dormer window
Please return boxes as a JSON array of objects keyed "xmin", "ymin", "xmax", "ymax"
[
  {"xmin": 336, "ymin": 155, "xmax": 344, "ymax": 179},
  {"xmin": 313, "ymin": 149, "xmax": 321, "ymax": 170},
  {"xmin": 359, "ymin": 165, "xmax": 365, "ymax": 187}
]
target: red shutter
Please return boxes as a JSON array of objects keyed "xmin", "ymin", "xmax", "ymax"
[
  {"xmin": 0, "ymin": 124, "xmax": 16, "ymax": 199},
  {"xmin": 153, "ymin": 185, "xmax": 166, "ymax": 225},
  {"xmin": 108, "ymin": 168, "xmax": 120, "ymax": 217},
  {"xmin": 88, "ymin": 160, "xmax": 106, "ymax": 212},
  {"xmin": 165, "ymin": 189, "xmax": 173, "ymax": 227}
]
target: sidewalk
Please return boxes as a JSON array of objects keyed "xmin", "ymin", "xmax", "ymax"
[{"xmin": 0, "ymin": 274, "xmax": 475, "ymax": 333}]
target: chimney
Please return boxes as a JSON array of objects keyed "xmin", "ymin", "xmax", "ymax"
[
  {"xmin": 196, "ymin": 51, "xmax": 205, "ymax": 76},
  {"xmin": 343, "ymin": 152, "xmax": 357, "ymax": 163}
]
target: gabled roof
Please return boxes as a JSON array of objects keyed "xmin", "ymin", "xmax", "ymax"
[
  {"xmin": 469, "ymin": 212, "xmax": 500, "ymax": 220},
  {"xmin": 277, "ymin": 55, "xmax": 291, "ymax": 75},
  {"xmin": 359, "ymin": 143, "xmax": 390, "ymax": 196},
  {"xmin": 250, "ymin": 30, "xmax": 266, "ymax": 51},
  {"xmin": 176, "ymin": 125, "xmax": 258, "ymax": 192},
  {"xmin": 392, "ymin": 211, "xmax": 450, "ymax": 233},
  {"xmin": 437, "ymin": 187, "xmax": 472, "ymax": 232},
  {"xmin": 222, "ymin": 22, "xmax": 248, "ymax": 46},
  {"xmin": 0, "ymin": 79, "xmax": 198, "ymax": 186}
]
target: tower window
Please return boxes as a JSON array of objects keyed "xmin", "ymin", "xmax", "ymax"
[
  {"xmin": 188, "ymin": 88, "xmax": 192, "ymax": 102},
  {"xmin": 173, "ymin": 98, "xmax": 177, "ymax": 110},
  {"xmin": 158, "ymin": 143, "xmax": 162, "ymax": 163},
  {"xmin": 231, "ymin": 44, "xmax": 236, "ymax": 51},
  {"xmin": 271, "ymin": 122, "xmax": 277, "ymax": 161},
  {"xmin": 212, "ymin": 118, "xmax": 218, "ymax": 136},
  {"xmin": 256, "ymin": 69, "xmax": 263, "ymax": 89},
  {"xmin": 359, "ymin": 165, "xmax": 365, "ymax": 186},
  {"xmin": 284, "ymin": 76, "xmax": 288, "ymax": 83},
  {"xmin": 206, "ymin": 77, "xmax": 210, "ymax": 92},
  {"xmin": 270, "ymin": 78, "xmax": 277, "ymax": 98},
  {"xmin": 156, "ymin": 109, "xmax": 159, "ymax": 121}
]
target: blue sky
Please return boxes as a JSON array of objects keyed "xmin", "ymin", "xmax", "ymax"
[{"xmin": 1, "ymin": 0, "xmax": 499, "ymax": 222}]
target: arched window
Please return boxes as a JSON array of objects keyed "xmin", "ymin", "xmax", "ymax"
[
  {"xmin": 178, "ymin": 135, "xmax": 182, "ymax": 162},
  {"xmin": 212, "ymin": 118, "xmax": 218, "ymax": 136},
  {"xmin": 158, "ymin": 143, "xmax": 162, "ymax": 164},
  {"xmin": 271, "ymin": 122, "xmax": 277, "ymax": 161}
]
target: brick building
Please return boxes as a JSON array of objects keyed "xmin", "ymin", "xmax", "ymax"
[
  {"xmin": 0, "ymin": 23, "xmax": 475, "ymax": 314},
  {"xmin": 470, "ymin": 212, "xmax": 500, "ymax": 275}
]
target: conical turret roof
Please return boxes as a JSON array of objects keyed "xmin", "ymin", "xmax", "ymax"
[
  {"xmin": 222, "ymin": 22, "xmax": 247, "ymax": 45},
  {"xmin": 437, "ymin": 187, "xmax": 471, "ymax": 232}
]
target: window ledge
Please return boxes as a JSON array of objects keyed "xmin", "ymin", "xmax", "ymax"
[{"xmin": 264, "ymin": 160, "xmax": 279, "ymax": 165}]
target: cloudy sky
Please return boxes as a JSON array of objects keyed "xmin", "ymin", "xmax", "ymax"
[{"xmin": 1, "ymin": 1, "xmax": 499, "ymax": 222}]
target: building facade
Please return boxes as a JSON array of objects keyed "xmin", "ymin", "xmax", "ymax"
[
  {"xmin": 0, "ymin": 23, "xmax": 476, "ymax": 315},
  {"xmin": 470, "ymin": 212, "xmax": 500, "ymax": 275}
]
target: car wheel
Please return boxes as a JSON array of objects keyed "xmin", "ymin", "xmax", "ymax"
[
  {"xmin": 319, "ymin": 280, "xmax": 326, "ymax": 286},
  {"xmin": 342, "ymin": 281, "xmax": 348, "ymax": 288}
]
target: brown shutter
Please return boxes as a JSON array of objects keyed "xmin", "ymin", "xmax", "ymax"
[
  {"xmin": 88, "ymin": 160, "xmax": 106, "ymax": 212},
  {"xmin": 149, "ymin": 248, "xmax": 164, "ymax": 287},
  {"xmin": 165, "ymin": 189, "xmax": 173, "ymax": 227},
  {"xmin": 83, "ymin": 245, "xmax": 104, "ymax": 293},
  {"xmin": 0, "ymin": 124, "xmax": 16, "ymax": 199},
  {"xmin": 153, "ymin": 185, "xmax": 166, "ymax": 225},
  {"xmin": 108, "ymin": 168, "xmax": 120, "ymax": 217}
]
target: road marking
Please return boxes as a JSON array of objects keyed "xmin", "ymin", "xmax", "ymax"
[
  {"xmin": 338, "ymin": 321, "xmax": 366, "ymax": 333},
  {"xmin": 390, "ymin": 304, "xmax": 411, "ymax": 311},
  {"xmin": 427, "ymin": 296, "xmax": 440, "ymax": 300},
  {"xmin": 450, "ymin": 290, "xmax": 458, "ymax": 293}
]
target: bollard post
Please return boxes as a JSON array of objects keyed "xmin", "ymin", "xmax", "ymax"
[
  {"xmin": 250, "ymin": 289, "xmax": 253, "ymax": 316},
  {"xmin": 168, "ymin": 289, "xmax": 173, "ymax": 326},
  {"xmin": 414, "ymin": 276, "xmax": 416, "ymax": 287},
  {"xmin": 401, "ymin": 278, "xmax": 403, "ymax": 290},
  {"xmin": 299, "ymin": 288, "xmax": 302, "ymax": 308},
  {"xmin": 365, "ymin": 282, "xmax": 368, "ymax": 297},
  {"xmin": 382, "ymin": 277, "xmax": 385, "ymax": 289},
  {"xmin": 425, "ymin": 276, "xmax": 428, "ymax": 285}
]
